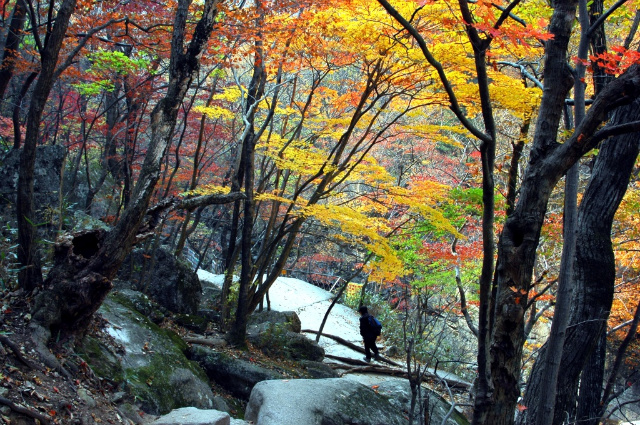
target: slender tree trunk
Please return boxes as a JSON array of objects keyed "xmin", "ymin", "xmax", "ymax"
[
  {"xmin": 228, "ymin": 32, "xmax": 266, "ymax": 346},
  {"xmin": 17, "ymin": 0, "xmax": 78, "ymax": 292},
  {"xmin": 0, "ymin": 0, "xmax": 27, "ymax": 102}
]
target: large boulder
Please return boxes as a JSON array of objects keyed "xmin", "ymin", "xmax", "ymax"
[
  {"xmin": 245, "ymin": 378, "xmax": 407, "ymax": 425},
  {"xmin": 119, "ymin": 246, "xmax": 201, "ymax": 314},
  {"xmin": 370, "ymin": 378, "xmax": 469, "ymax": 425},
  {"xmin": 151, "ymin": 407, "xmax": 231, "ymax": 425},
  {"xmin": 248, "ymin": 310, "xmax": 301, "ymax": 333},
  {"xmin": 79, "ymin": 292, "xmax": 215, "ymax": 415},
  {"xmin": 189, "ymin": 345, "xmax": 284, "ymax": 400},
  {"xmin": 246, "ymin": 310, "xmax": 323, "ymax": 361}
]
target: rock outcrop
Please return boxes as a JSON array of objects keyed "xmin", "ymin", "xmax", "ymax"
[
  {"xmin": 119, "ymin": 246, "xmax": 202, "ymax": 315},
  {"xmin": 188, "ymin": 345, "xmax": 284, "ymax": 400},
  {"xmin": 245, "ymin": 378, "xmax": 408, "ymax": 425},
  {"xmin": 79, "ymin": 292, "xmax": 215, "ymax": 415},
  {"xmin": 247, "ymin": 310, "xmax": 324, "ymax": 361},
  {"xmin": 0, "ymin": 145, "xmax": 66, "ymax": 227}
]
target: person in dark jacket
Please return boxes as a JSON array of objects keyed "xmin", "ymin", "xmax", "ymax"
[{"xmin": 358, "ymin": 305, "xmax": 381, "ymax": 362}]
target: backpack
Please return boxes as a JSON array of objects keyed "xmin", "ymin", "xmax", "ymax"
[{"xmin": 368, "ymin": 315, "xmax": 382, "ymax": 336}]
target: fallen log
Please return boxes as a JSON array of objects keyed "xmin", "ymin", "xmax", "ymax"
[
  {"xmin": 302, "ymin": 329, "xmax": 402, "ymax": 367},
  {"xmin": 307, "ymin": 331, "xmax": 471, "ymax": 391}
]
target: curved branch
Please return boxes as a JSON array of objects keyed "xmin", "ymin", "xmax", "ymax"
[
  {"xmin": 0, "ymin": 396, "xmax": 52, "ymax": 425},
  {"xmin": 590, "ymin": 119, "xmax": 640, "ymax": 145},
  {"xmin": 376, "ymin": 0, "xmax": 491, "ymax": 143}
]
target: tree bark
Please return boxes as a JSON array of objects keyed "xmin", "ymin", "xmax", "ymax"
[
  {"xmin": 228, "ymin": 30, "xmax": 266, "ymax": 346},
  {"xmin": 17, "ymin": 0, "xmax": 78, "ymax": 292},
  {"xmin": 551, "ymin": 97, "xmax": 640, "ymax": 424},
  {"xmin": 519, "ymin": 97, "xmax": 640, "ymax": 425},
  {"xmin": 0, "ymin": 0, "xmax": 28, "ymax": 102}
]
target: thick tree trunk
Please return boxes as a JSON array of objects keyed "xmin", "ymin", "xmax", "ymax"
[
  {"xmin": 576, "ymin": 331, "xmax": 606, "ymax": 425},
  {"xmin": 551, "ymin": 97, "xmax": 640, "ymax": 424},
  {"xmin": 30, "ymin": 0, "xmax": 222, "ymax": 340},
  {"xmin": 483, "ymin": 1, "xmax": 577, "ymax": 423},
  {"xmin": 519, "ymin": 97, "xmax": 640, "ymax": 424}
]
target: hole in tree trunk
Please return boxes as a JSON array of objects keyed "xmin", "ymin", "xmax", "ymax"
[{"xmin": 72, "ymin": 232, "xmax": 100, "ymax": 258}]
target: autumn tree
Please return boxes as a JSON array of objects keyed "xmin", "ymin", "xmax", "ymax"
[
  {"xmin": 28, "ymin": 0, "xmax": 228, "ymax": 344},
  {"xmin": 376, "ymin": 0, "xmax": 640, "ymax": 424}
]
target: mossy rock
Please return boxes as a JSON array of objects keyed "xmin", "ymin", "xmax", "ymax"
[
  {"xmin": 173, "ymin": 313, "xmax": 209, "ymax": 334},
  {"xmin": 247, "ymin": 324, "xmax": 324, "ymax": 361},
  {"xmin": 77, "ymin": 335, "xmax": 124, "ymax": 384},
  {"xmin": 84, "ymin": 294, "xmax": 215, "ymax": 415}
]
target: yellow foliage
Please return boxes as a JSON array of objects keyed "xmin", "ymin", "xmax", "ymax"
[
  {"xmin": 181, "ymin": 184, "xmax": 231, "ymax": 197},
  {"xmin": 194, "ymin": 105, "xmax": 236, "ymax": 120}
]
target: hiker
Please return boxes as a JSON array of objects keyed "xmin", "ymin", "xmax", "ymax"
[{"xmin": 358, "ymin": 306, "xmax": 382, "ymax": 362}]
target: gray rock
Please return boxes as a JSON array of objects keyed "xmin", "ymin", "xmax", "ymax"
[
  {"xmin": 298, "ymin": 360, "xmax": 339, "ymax": 379},
  {"xmin": 247, "ymin": 324, "xmax": 324, "ymax": 361},
  {"xmin": 245, "ymin": 378, "xmax": 407, "ymax": 425},
  {"xmin": 189, "ymin": 345, "xmax": 283, "ymax": 400},
  {"xmin": 81, "ymin": 294, "xmax": 215, "ymax": 415},
  {"xmin": 373, "ymin": 379, "xmax": 469, "ymax": 425},
  {"xmin": 200, "ymin": 281, "xmax": 222, "ymax": 310},
  {"xmin": 77, "ymin": 388, "xmax": 97, "ymax": 408},
  {"xmin": 211, "ymin": 396, "xmax": 230, "ymax": 413},
  {"xmin": 248, "ymin": 310, "xmax": 301, "ymax": 333},
  {"xmin": 119, "ymin": 246, "xmax": 202, "ymax": 314},
  {"xmin": 151, "ymin": 407, "xmax": 230, "ymax": 425}
]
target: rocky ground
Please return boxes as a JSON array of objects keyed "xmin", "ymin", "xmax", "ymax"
[
  {"xmin": 0, "ymin": 272, "xmax": 475, "ymax": 425},
  {"xmin": 0, "ymin": 287, "xmax": 306, "ymax": 425},
  {"xmin": 0, "ymin": 288, "xmax": 127, "ymax": 424}
]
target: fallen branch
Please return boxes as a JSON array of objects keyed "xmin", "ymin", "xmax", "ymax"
[
  {"xmin": 325, "ymin": 353, "xmax": 373, "ymax": 366},
  {"xmin": 0, "ymin": 396, "xmax": 52, "ymax": 425},
  {"xmin": 302, "ymin": 329, "xmax": 402, "ymax": 367}
]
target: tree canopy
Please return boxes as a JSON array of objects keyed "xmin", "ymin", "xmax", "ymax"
[{"xmin": 1, "ymin": 0, "xmax": 639, "ymax": 424}]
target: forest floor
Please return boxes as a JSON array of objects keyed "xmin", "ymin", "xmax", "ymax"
[
  {"xmin": 0, "ymin": 276, "xmax": 472, "ymax": 425},
  {"xmin": 0, "ymin": 288, "xmax": 127, "ymax": 425},
  {"xmin": 0, "ymin": 286, "xmax": 302, "ymax": 425}
]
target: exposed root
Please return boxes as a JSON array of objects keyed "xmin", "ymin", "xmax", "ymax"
[
  {"xmin": 0, "ymin": 395, "xmax": 53, "ymax": 425},
  {"xmin": 0, "ymin": 333, "xmax": 45, "ymax": 372},
  {"xmin": 29, "ymin": 323, "xmax": 73, "ymax": 381}
]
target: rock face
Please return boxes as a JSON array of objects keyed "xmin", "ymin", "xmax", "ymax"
[
  {"xmin": 151, "ymin": 407, "xmax": 230, "ymax": 425},
  {"xmin": 245, "ymin": 378, "xmax": 407, "ymax": 425},
  {"xmin": 119, "ymin": 246, "xmax": 202, "ymax": 314},
  {"xmin": 371, "ymin": 378, "xmax": 469, "ymax": 425},
  {"xmin": 79, "ymin": 292, "xmax": 215, "ymax": 415},
  {"xmin": 248, "ymin": 310, "xmax": 302, "ymax": 333},
  {"xmin": 246, "ymin": 310, "xmax": 324, "ymax": 361},
  {"xmin": 0, "ymin": 145, "xmax": 66, "ymax": 226},
  {"xmin": 189, "ymin": 345, "xmax": 283, "ymax": 400}
]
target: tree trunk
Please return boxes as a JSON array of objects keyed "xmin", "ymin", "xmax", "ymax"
[
  {"xmin": 519, "ymin": 97, "xmax": 640, "ymax": 425},
  {"xmin": 0, "ymin": 0, "xmax": 28, "ymax": 102},
  {"xmin": 551, "ymin": 97, "xmax": 640, "ymax": 424},
  {"xmin": 483, "ymin": 1, "xmax": 577, "ymax": 423},
  {"xmin": 30, "ymin": 0, "xmax": 222, "ymax": 340},
  {"xmin": 228, "ymin": 33, "xmax": 266, "ymax": 346},
  {"xmin": 17, "ymin": 0, "xmax": 78, "ymax": 292},
  {"xmin": 576, "ymin": 330, "xmax": 606, "ymax": 425}
]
